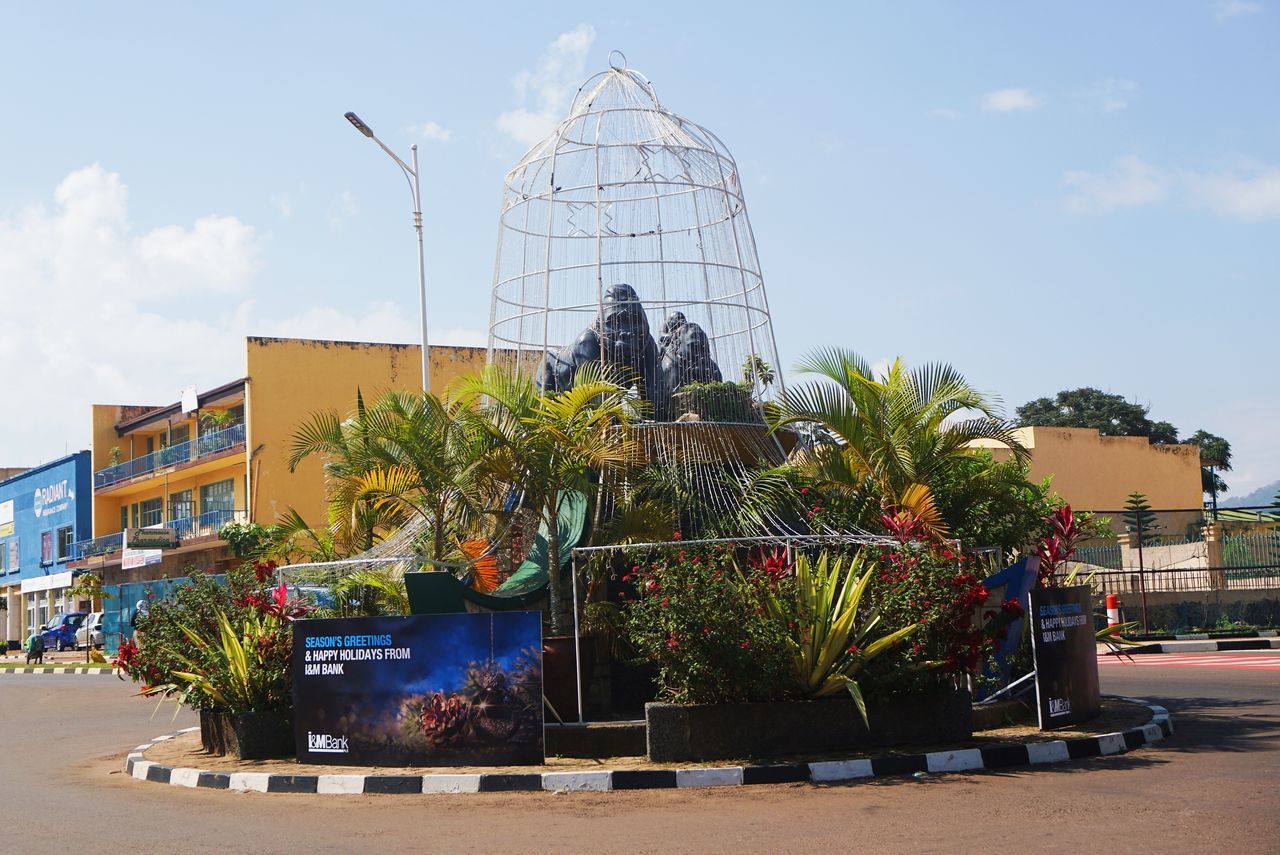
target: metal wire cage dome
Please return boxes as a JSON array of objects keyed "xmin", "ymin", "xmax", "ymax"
[{"xmin": 487, "ymin": 55, "xmax": 783, "ymax": 416}]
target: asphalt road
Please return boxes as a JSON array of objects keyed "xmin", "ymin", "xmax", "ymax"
[{"xmin": 0, "ymin": 656, "xmax": 1276, "ymax": 854}]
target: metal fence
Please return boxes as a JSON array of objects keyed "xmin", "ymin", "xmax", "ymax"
[
  {"xmin": 1060, "ymin": 565, "xmax": 1280, "ymax": 595},
  {"xmin": 72, "ymin": 508, "xmax": 247, "ymax": 560},
  {"xmin": 93, "ymin": 422, "xmax": 246, "ymax": 489}
]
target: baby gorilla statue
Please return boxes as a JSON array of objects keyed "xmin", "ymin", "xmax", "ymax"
[
  {"xmin": 656, "ymin": 312, "xmax": 722, "ymax": 420},
  {"xmin": 537, "ymin": 283, "xmax": 662, "ymax": 403}
]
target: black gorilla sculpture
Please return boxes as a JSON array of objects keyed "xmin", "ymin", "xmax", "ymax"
[
  {"xmin": 537, "ymin": 287, "xmax": 723, "ymax": 421},
  {"xmin": 537, "ymin": 283, "xmax": 661, "ymax": 399},
  {"xmin": 656, "ymin": 312, "xmax": 721, "ymax": 419}
]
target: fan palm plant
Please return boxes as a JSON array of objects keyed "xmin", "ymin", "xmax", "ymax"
[
  {"xmin": 772, "ymin": 349, "xmax": 1027, "ymax": 538},
  {"xmin": 346, "ymin": 390, "xmax": 497, "ymax": 563},
  {"xmin": 285, "ymin": 390, "xmax": 410, "ymax": 555},
  {"xmin": 452, "ymin": 363, "xmax": 641, "ymax": 634}
]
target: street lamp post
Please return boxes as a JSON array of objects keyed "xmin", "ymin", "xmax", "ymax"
[{"xmin": 344, "ymin": 111, "xmax": 430, "ymax": 392}]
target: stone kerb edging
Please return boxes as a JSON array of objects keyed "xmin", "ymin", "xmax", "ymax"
[
  {"xmin": 124, "ymin": 701, "xmax": 1174, "ymax": 795},
  {"xmin": 0, "ymin": 666, "xmax": 118, "ymax": 675}
]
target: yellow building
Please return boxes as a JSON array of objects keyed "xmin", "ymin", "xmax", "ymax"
[
  {"xmin": 72, "ymin": 337, "xmax": 486, "ymax": 584},
  {"xmin": 971, "ymin": 426, "xmax": 1203, "ymax": 512}
]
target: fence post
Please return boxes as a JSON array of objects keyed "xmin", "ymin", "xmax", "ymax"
[{"xmin": 1204, "ymin": 523, "xmax": 1226, "ymax": 589}]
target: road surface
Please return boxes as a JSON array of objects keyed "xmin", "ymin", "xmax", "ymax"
[{"xmin": 1, "ymin": 654, "xmax": 1276, "ymax": 854}]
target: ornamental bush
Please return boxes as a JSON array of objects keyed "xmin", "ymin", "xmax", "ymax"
[
  {"xmin": 862, "ymin": 533, "xmax": 1020, "ymax": 696},
  {"xmin": 623, "ymin": 546, "xmax": 792, "ymax": 704},
  {"xmin": 116, "ymin": 560, "xmax": 308, "ymax": 714}
]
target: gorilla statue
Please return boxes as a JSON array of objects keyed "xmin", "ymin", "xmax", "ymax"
[
  {"xmin": 536, "ymin": 286, "xmax": 723, "ymax": 422},
  {"xmin": 656, "ymin": 312, "xmax": 721, "ymax": 419},
  {"xmin": 537, "ymin": 283, "xmax": 662, "ymax": 400}
]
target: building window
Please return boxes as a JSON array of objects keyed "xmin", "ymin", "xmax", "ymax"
[
  {"xmin": 41, "ymin": 531, "xmax": 53, "ymax": 565},
  {"xmin": 7, "ymin": 539, "xmax": 17, "ymax": 574},
  {"xmin": 169, "ymin": 489, "xmax": 194, "ymax": 522},
  {"xmin": 0, "ymin": 540, "xmax": 6, "ymax": 572},
  {"xmin": 56, "ymin": 526, "xmax": 74, "ymax": 561},
  {"xmin": 120, "ymin": 506, "xmax": 128, "ymax": 531},
  {"xmin": 200, "ymin": 479, "xmax": 236, "ymax": 516},
  {"xmin": 138, "ymin": 497, "xmax": 163, "ymax": 528}
]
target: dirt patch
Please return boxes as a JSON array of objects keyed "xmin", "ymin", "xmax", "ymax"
[{"xmin": 141, "ymin": 698, "xmax": 1154, "ymax": 775}]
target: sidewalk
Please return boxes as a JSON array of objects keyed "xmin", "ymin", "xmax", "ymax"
[{"xmin": 2, "ymin": 649, "xmax": 110, "ymax": 665}]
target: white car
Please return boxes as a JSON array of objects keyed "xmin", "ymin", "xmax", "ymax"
[{"xmin": 75, "ymin": 612, "xmax": 106, "ymax": 649}]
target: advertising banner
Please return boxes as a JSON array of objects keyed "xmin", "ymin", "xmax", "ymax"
[
  {"xmin": 0, "ymin": 500, "xmax": 13, "ymax": 538},
  {"xmin": 1029, "ymin": 584, "xmax": 1101, "ymax": 729},
  {"xmin": 292, "ymin": 611, "xmax": 544, "ymax": 766}
]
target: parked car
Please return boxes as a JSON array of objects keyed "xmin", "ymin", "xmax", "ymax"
[
  {"xmin": 41, "ymin": 613, "xmax": 87, "ymax": 652},
  {"xmin": 75, "ymin": 612, "xmax": 105, "ymax": 650}
]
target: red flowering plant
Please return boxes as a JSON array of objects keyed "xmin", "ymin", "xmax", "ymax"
[
  {"xmin": 116, "ymin": 559, "xmax": 312, "ymax": 715},
  {"xmin": 1034, "ymin": 505, "xmax": 1082, "ymax": 587},
  {"xmin": 862, "ymin": 515, "xmax": 1022, "ymax": 696},
  {"xmin": 623, "ymin": 546, "xmax": 793, "ymax": 704}
]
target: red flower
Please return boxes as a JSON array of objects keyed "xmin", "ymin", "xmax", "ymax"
[{"xmin": 672, "ymin": 530, "xmax": 682, "ymax": 540}]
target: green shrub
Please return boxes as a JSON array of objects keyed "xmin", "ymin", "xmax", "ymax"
[{"xmin": 623, "ymin": 546, "xmax": 791, "ymax": 704}]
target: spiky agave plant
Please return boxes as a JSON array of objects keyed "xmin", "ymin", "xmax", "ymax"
[{"xmin": 749, "ymin": 550, "xmax": 918, "ymax": 725}]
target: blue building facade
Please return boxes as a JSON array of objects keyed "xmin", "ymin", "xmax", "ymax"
[{"xmin": 0, "ymin": 451, "xmax": 92, "ymax": 647}]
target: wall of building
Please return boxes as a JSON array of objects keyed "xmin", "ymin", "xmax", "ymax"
[
  {"xmin": 0, "ymin": 452, "xmax": 92, "ymax": 647},
  {"xmin": 974, "ymin": 426, "xmax": 1203, "ymax": 512},
  {"xmin": 245, "ymin": 338, "xmax": 486, "ymax": 529}
]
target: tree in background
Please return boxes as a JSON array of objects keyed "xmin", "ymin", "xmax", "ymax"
[
  {"xmin": 1016, "ymin": 387, "xmax": 1179, "ymax": 445},
  {"xmin": 1122, "ymin": 491, "xmax": 1162, "ymax": 547},
  {"xmin": 1185, "ymin": 429, "xmax": 1232, "ymax": 510}
]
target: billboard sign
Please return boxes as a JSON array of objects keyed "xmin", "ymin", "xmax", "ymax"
[
  {"xmin": 0, "ymin": 500, "xmax": 12, "ymax": 537},
  {"xmin": 292, "ymin": 611, "xmax": 544, "ymax": 766},
  {"xmin": 1029, "ymin": 584, "xmax": 1101, "ymax": 729}
]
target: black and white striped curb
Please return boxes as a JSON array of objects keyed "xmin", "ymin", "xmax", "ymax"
[
  {"xmin": 1128, "ymin": 638, "xmax": 1279, "ymax": 654},
  {"xmin": 124, "ymin": 702, "xmax": 1173, "ymax": 794},
  {"xmin": 0, "ymin": 666, "xmax": 117, "ymax": 675}
]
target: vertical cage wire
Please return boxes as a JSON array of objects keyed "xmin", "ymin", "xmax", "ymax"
[{"xmin": 488, "ymin": 60, "xmax": 783, "ymax": 416}]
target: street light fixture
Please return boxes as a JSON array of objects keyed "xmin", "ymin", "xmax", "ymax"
[{"xmin": 344, "ymin": 111, "xmax": 430, "ymax": 392}]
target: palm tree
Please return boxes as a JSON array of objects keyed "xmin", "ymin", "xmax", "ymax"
[
  {"xmin": 286, "ymin": 390, "xmax": 406, "ymax": 555},
  {"xmin": 771, "ymin": 349, "xmax": 1028, "ymax": 536},
  {"xmin": 452, "ymin": 363, "xmax": 641, "ymax": 634},
  {"xmin": 347, "ymin": 390, "xmax": 497, "ymax": 563}
]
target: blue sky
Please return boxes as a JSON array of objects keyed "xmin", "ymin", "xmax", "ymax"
[{"xmin": 1, "ymin": 2, "xmax": 1276, "ymax": 496}]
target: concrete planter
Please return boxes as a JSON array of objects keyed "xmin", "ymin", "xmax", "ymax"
[
  {"xmin": 200, "ymin": 709, "xmax": 294, "ymax": 760},
  {"xmin": 645, "ymin": 689, "xmax": 972, "ymax": 762}
]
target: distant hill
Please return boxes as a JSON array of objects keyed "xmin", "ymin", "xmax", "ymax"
[{"xmin": 1222, "ymin": 480, "xmax": 1280, "ymax": 508}]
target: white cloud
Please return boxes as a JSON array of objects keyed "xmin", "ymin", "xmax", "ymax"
[
  {"xmin": 1211, "ymin": 0, "xmax": 1263, "ymax": 20},
  {"xmin": 929, "ymin": 107, "xmax": 960, "ymax": 120},
  {"xmin": 496, "ymin": 24, "xmax": 596, "ymax": 147},
  {"xmin": 980, "ymin": 88, "xmax": 1041, "ymax": 113},
  {"xmin": 1085, "ymin": 77, "xmax": 1139, "ymax": 113},
  {"xmin": 1064, "ymin": 156, "xmax": 1280, "ymax": 220},
  {"xmin": 0, "ymin": 166, "xmax": 447, "ymax": 466},
  {"xmin": 1063, "ymin": 156, "xmax": 1170, "ymax": 213},
  {"xmin": 1185, "ymin": 167, "xmax": 1280, "ymax": 221},
  {"xmin": 410, "ymin": 121, "xmax": 452, "ymax": 143}
]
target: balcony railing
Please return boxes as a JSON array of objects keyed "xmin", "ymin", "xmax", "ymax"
[
  {"xmin": 72, "ymin": 509, "xmax": 248, "ymax": 560},
  {"xmin": 95, "ymin": 422, "xmax": 246, "ymax": 489}
]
